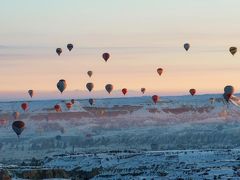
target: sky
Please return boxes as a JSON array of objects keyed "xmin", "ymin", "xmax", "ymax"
[{"xmin": 1, "ymin": 0, "xmax": 240, "ymax": 99}]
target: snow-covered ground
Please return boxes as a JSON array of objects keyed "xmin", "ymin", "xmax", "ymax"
[
  {"xmin": 1, "ymin": 94, "xmax": 240, "ymax": 178},
  {"xmin": 4, "ymin": 149, "xmax": 240, "ymax": 179},
  {"xmin": 42, "ymin": 149, "xmax": 240, "ymax": 179}
]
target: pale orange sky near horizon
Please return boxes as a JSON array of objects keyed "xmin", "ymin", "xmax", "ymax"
[{"xmin": 1, "ymin": 0, "xmax": 240, "ymax": 98}]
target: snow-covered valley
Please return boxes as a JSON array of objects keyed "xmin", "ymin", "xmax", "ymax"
[{"xmin": 1, "ymin": 94, "xmax": 240, "ymax": 179}]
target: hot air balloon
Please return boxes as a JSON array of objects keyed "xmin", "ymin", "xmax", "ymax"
[
  {"xmin": 157, "ymin": 68, "xmax": 163, "ymax": 76},
  {"xmin": 122, "ymin": 88, "xmax": 127, "ymax": 95},
  {"xmin": 12, "ymin": 121, "xmax": 25, "ymax": 138},
  {"xmin": 224, "ymin": 85, "xmax": 234, "ymax": 95},
  {"xmin": 105, "ymin": 84, "xmax": 113, "ymax": 94},
  {"xmin": 60, "ymin": 127, "xmax": 65, "ymax": 134},
  {"xmin": 56, "ymin": 48, "xmax": 62, "ymax": 56},
  {"xmin": 189, "ymin": 89, "xmax": 196, "ymax": 96},
  {"xmin": 223, "ymin": 85, "xmax": 234, "ymax": 102},
  {"xmin": 229, "ymin": 47, "xmax": 237, "ymax": 56},
  {"xmin": 86, "ymin": 83, "xmax": 94, "ymax": 92},
  {"xmin": 209, "ymin": 98, "xmax": 215, "ymax": 104},
  {"xmin": 21, "ymin": 103, "xmax": 28, "ymax": 111},
  {"xmin": 12, "ymin": 112, "xmax": 20, "ymax": 120},
  {"xmin": 87, "ymin": 71, "xmax": 93, "ymax": 77},
  {"xmin": 100, "ymin": 110, "xmax": 105, "ymax": 116},
  {"xmin": 102, "ymin": 53, "xmax": 110, "ymax": 62},
  {"xmin": 28, "ymin": 90, "xmax": 34, "ymax": 98},
  {"xmin": 89, "ymin": 98, "xmax": 95, "ymax": 106},
  {"xmin": 57, "ymin": 79, "xmax": 67, "ymax": 93},
  {"xmin": 67, "ymin": 44, "xmax": 73, "ymax": 51},
  {"xmin": 184, "ymin": 43, "xmax": 190, "ymax": 51},
  {"xmin": 66, "ymin": 102, "xmax": 72, "ymax": 110},
  {"xmin": 0, "ymin": 119, "xmax": 7, "ymax": 126},
  {"xmin": 56, "ymin": 135, "xmax": 62, "ymax": 141},
  {"xmin": 152, "ymin": 95, "xmax": 159, "ymax": 104},
  {"xmin": 54, "ymin": 104, "xmax": 61, "ymax": 112},
  {"xmin": 86, "ymin": 133, "xmax": 92, "ymax": 139},
  {"xmin": 141, "ymin": 88, "xmax": 146, "ymax": 94},
  {"xmin": 71, "ymin": 99, "xmax": 75, "ymax": 104}
]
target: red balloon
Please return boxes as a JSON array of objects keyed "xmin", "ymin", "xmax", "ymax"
[
  {"xmin": 122, "ymin": 88, "xmax": 127, "ymax": 95},
  {"xmin": 21, "ymin": 103, "xmax": 28, "ymax": 111},
  {"xmin": 152, "ymin": 95, "xmax": 159, "ymax": 104},
  {"xmin": 189, "ymin": 89, "xmax": 196, "ymax": 96},
  {"xmin": 227, "ymin": 93, "xmax": 232, "ymax": 99},
  {"xmin": 66, "ymin": 103, "xmax": 72, "ymax": 110},
  {"xmin": 54, "ymin": 104, "xmax": 61, "ymax": 112},
  {"xmin": 102, "ymin": 53, "xmax": 110, "ymax": 62}
]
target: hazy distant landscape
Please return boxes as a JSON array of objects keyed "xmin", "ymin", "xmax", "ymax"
[{"xmin": 1, "ymin": 94, "xmax": 240, "ymax": 178}]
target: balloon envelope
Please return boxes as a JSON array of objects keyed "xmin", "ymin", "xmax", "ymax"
[
  {"xmin": 122, "ymin": 88, "xmax": 127, "ymax": 95},
  {"xmin": 209, "ymin": 98, "xmax": 215, "ymax": 104},
  {"xmin": 105, "ymin": 84, "xmax": 113, "ymax": 94},
  {"xmin": 12, "ymin": 120, "xmax": 25, "ymax": 137},
  {"xmin": 89, "ymin": 98, "xmax": 95, "ymax": 106},
  {"xmin": 56, "ymin": 135, "xmax": 62, "ymax": 141},
  {"xmin": 56, "ymin": 48, "xmax": 62, "ymax": 56},
  {"xmin": 152, "ymin": 95, "xmax": 159, "ymax": 104},
  {"xmin": 87, "ymin": 71, "xmax": 93, "ymax": 77},
  {"xmin": 21, "ymin": 103, "xmax": 28, "ymax": 111},
  {"xmin": 223, "ymin": 85, "xmax": 234, "ymax": 101},
  {"xmin": 12, "ymin": 112, "xmax": 20, "ymax": 120},
  {"xmin": 189, "ymin": 89, "xmax": 196, "ymax": 96},
  {"xmin": 28, "ymin": 90, "xmax": 34, "ymax": 98},
  {"xmin": 157, "ymin": 68, "xmax": 163, "ymax": 76},
  {"xmin": 224, "ymin": 85, "xmax": 234, "ymax": 95},
  {"xmin": 102, "ymin": 53, "xmax": 110, "ymax": 62},
  {"xmin": 0, "ymin": 119, "xmax": 7, "ymax": 126},
  {"xmin": 66, "ymin": 103, "xmax": 72, "ymax": 110},
  {"xmin": 54, "ymin": 104, "xmax": 61, "ymax": 112},
  {"xmin": 184, "ymin": 43, "xmax": 190, "ymax": 51},
  {"xmin": 67, "ymin": 44, "xmax": 73, "ymax": 51},
  {"xmin": 141, "ymin": 88, "xmax": 146, "ymax": 94},
  {"xmin": 229, "ymin": 47, "xmax": 237, "ymax": 56},
  {"xmin": 57, "ymin": 79, "xmax": 67, "ymax": 93},
  {"xmin": 86, "ymin": 83, "xmax": 94, "ymax": 92}
]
